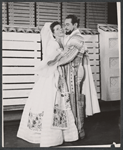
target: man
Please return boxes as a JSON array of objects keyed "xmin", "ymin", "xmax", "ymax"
[
  {"xmin": 62, "ymin": 14, "xmax": 85, "ymax": 139},
  {"xmin": 46, "ymin": 15, "xmax": 100, "ymax": 140}
]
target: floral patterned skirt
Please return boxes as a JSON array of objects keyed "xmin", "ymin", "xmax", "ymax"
[{"xmin": 17, "ymin": 68, "xmax": 78, "ymax": 147}]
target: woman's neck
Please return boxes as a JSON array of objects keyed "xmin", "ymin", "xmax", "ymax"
[
  {"xmin": 55, "ymin": 36, "xmax": 64, "ymax": 48},
  {"xmin": 55, "ymin": 36, "xmax": 61, "ymax": 42}
]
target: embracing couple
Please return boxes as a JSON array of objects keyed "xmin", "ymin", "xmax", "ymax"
[{"xmin": 17, "ymin": 15, "xmax": 100, "ymax": 147}]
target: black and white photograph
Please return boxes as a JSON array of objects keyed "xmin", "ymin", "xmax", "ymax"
[{"xmin": 2, "ymin": 1, "xmax": 121, "ymax": 148}]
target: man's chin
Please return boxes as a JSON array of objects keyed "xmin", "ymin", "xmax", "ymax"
[{"xmin": 66, "ymin": 30, "xmax": 73, "ymax": 35}]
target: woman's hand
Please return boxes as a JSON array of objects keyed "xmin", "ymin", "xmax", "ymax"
[{"xmin": 57, "ymin": 48, "xmax": 64, "ymax": 53}]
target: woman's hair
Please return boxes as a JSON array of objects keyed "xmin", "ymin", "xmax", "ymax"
[
  {"xmin": 66, "ymin": 14, "xmax": 80, "ymax": 28},
  {"xmin": 50, "ymin": 21, "xmax": 61, "ymax": 33}
]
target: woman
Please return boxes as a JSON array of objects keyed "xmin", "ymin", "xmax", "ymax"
[{"xmin": 17, "ymin": 22, "xmax": 78, "ymax": 147}]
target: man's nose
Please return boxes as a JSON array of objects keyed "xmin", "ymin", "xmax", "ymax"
[
  {"xmin": 62, "ymin": 26, "xmax": 65, "ymax": 31},
  {"xmin": 64, "ymin": 26, "xmax": 67, "ymax": 30}
]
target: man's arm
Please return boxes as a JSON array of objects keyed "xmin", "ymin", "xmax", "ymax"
[{"xmin": 58, "ymin": 35, "xmax": 84, "ymax": 66}]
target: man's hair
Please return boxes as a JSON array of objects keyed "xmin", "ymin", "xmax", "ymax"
[
  {"xmin": 66, "ymin": 15, "xmax": 80, "ymax": 28},
  {"xmin": 50, "ymin": 21, "xmax": 61, "ymax": 33}
]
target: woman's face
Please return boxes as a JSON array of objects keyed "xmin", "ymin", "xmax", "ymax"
[{"xmin": 53, "ymin": 24, "xmax": 64, "ymax": 38}]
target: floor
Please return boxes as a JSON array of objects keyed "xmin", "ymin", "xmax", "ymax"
[{"xmin": 3, "ymin": 110, "xmax": 120, "ymax": 148}]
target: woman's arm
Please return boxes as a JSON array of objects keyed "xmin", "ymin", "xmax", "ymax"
[
  {"xmin": 35, "ymin": 40, "xmax": 61, "ymax": 70},
  {"xmin": 47, "ymin": 47, "xmax": 64, "ymax": 66}
]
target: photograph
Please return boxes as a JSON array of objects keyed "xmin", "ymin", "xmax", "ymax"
[{"xmin": 2, "ymin": 1, "xmax": 121, "ymax": 148}]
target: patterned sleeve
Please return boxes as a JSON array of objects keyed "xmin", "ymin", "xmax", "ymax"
[{"xmin": 67, "ymin": 35, "xmax": 84, "ymax": 52}]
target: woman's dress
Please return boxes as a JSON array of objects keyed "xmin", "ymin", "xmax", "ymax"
[{"xmin": 17, "ymin": 39, "xmax": 78, "ymax": 147}]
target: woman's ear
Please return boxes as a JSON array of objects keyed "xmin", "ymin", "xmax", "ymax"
[{"xmin": 53, "ymin": 33, "xmax": 56, "ymax": 39}]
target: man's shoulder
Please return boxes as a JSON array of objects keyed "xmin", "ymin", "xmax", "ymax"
[
  {"xmin": 70, "ymin": 30, "xmax": 84, "ymax": 41},
  {"xmin": 72, "ymin": 34, "xmax": 83, "ymax": 40},
  {"xmin": 70, "ymin": 34, "xmax": 84, "ymax": 43}
]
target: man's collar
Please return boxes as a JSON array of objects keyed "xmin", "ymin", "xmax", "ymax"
[
  {"xmin": 64, "ymin": 29, "xmax": 81, "ymax": 45},
  {"xmin": 64, "ymin": 29, "xmax": 80, "ymax": 37},
  {"xmin": 69, "ymin": 29, "xmax": 80, "ymax": 37}
]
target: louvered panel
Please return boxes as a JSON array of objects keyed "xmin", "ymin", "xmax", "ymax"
[
  {"xmin": 2, "ymin": 32, "xmax": 41, "ymax": 107},
  {"xmin": 36, "ymin": 2, "xmax": 60, "ymax": 27},
  {"xmin": 9, "ymin": 9, "xmax": 33, "ymax": 14},
  {"xmin": 65, "ymin": 2, "xmax": 84, "ymax": 6},
  {"xmin": 82, "ymin": 33, "xmax": 100, "ymax": 99},
  {"xmin": 87, "ymin": 9, "xmax": 108, "ymax": 14},
  {"xmin": 62, "ymin": 8, "xmax": 85, "ymax": 13},
  {"xmin": 2, "ymin": 2, "xmax": 7, "ymax": 25},
  {"xmin": 3, "ymin": 51, "xmax": 40, "ymax": 58},
  {"xmin": 62, "ymin": 2, "xmax": 85, "ymax": 28},
  {"xmin": 3, "ymin": 76, "xmax": 35, "ymax": 83},
  {"xmin": 8, "ymin": 2, "xmax": 35, "ymax": 27},
  {"xmin": 86, "ymin": 2, "xmax": 108, "ymax": 29},
  {"xmin": 37, "ymin": 2, "xmax": 60, "ymax": 7},
  {"xmin": 86, "ymin": 2, "xmax": 108, "ymax": 7},
  {"xmin": 87, "ymin": 16, "xmax": 108, "ymax": 20},
  {"xmin": 2, "ymin": 67, "xmax": 35, "ymax": 75},
  {"xmin": 2, "ymin": 58, "xmax": 35, "ymax": 66},
  {"xmin": 88, "ymin": 54, "xmax": 99, "ymax": 60},
  {"xmin": 3, "ymin": 89, "xmax": 32, "ymax": 98},
  {"xmin": 87, "ymin": 5, "xmax": 108, "ymax": 10},
  {"xmin": 37, "ymin": 13, "xmax": 60, "ymax": 17},
  {"xmin": 3, "ymin": 32, "xmax": 40, "ymax": 41},
  {"xmin": 89, "ymin": 61, "xmax": 99, "ymax": 66},
  {"xmin": 3, "ymin": 83, "xmax": 34, "ymax": 90},
  {"xmin": 3, "ymin": 41, "xmax": 39, "ymax": 50},
  {"xmin": 3, "ymin": 99, "xmax": 27, "ymax": 106},
  {"xmin": 38, "ymin": 16, "xmax": 61, "ymax": 19}
]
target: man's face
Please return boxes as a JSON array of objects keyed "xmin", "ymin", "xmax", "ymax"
[{"xmin": 64, "ymin": 18, "xmax": 75, "ymax": 35}]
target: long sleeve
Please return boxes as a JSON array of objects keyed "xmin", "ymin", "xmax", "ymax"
[
  {"xmin": 35, "ymin": 40, "xmax": 60, "ymax": 72},
  {"xmin": 58, "ymin": 36, "xmax": 84, "ymax": 66},
  {"xmin": 45, "ymin": 40, "xmax": 60, "ymax": 60}
]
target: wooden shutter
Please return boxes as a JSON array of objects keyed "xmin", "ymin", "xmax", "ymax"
[
  {"xmin": 86, "ymin": 2, "xmax": 108, "ymax": 29},
  {"xmin": 8, "ymin": 2, "xmax": 35, "ymax": 27},
  {"xmin": 62, "ymin": 2, "xmax": 85, "ymax": 28},
  {"xmin": 2, "ymin": 2, "xmax": 7, "ymax": 25},
  {"xmin": 2, "ymin": 32, "xmax": 41, "ymax": 106},
  {"xmin": 36, "ymin": 2, "xmax": 61, "ymax": 27},
  {"xmin": 79, "ymin": 28, "xmax": 100, "ymax": 99},
  {"xmin": 84, "ymin": 33, "xmax": 100, "ymax": 99}
]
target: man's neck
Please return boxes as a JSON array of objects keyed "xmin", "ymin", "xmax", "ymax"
[{"xmin": 66, "ymin": 28, "xmax": 79, "ymax": 37}]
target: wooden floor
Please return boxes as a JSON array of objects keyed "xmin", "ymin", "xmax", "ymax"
[{"xmin": 3, "ymin": 110, "xmax": 120, "ymax": 148}]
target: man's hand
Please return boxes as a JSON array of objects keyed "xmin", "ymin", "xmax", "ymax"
[{"xmin": 57, "ymin": 47, "xmax": 64, "ymax": 53}]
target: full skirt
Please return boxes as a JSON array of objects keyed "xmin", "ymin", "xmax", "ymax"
[{"xmin": 17, "ymin": 66, "xmax": 78, "ymax": 147}]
